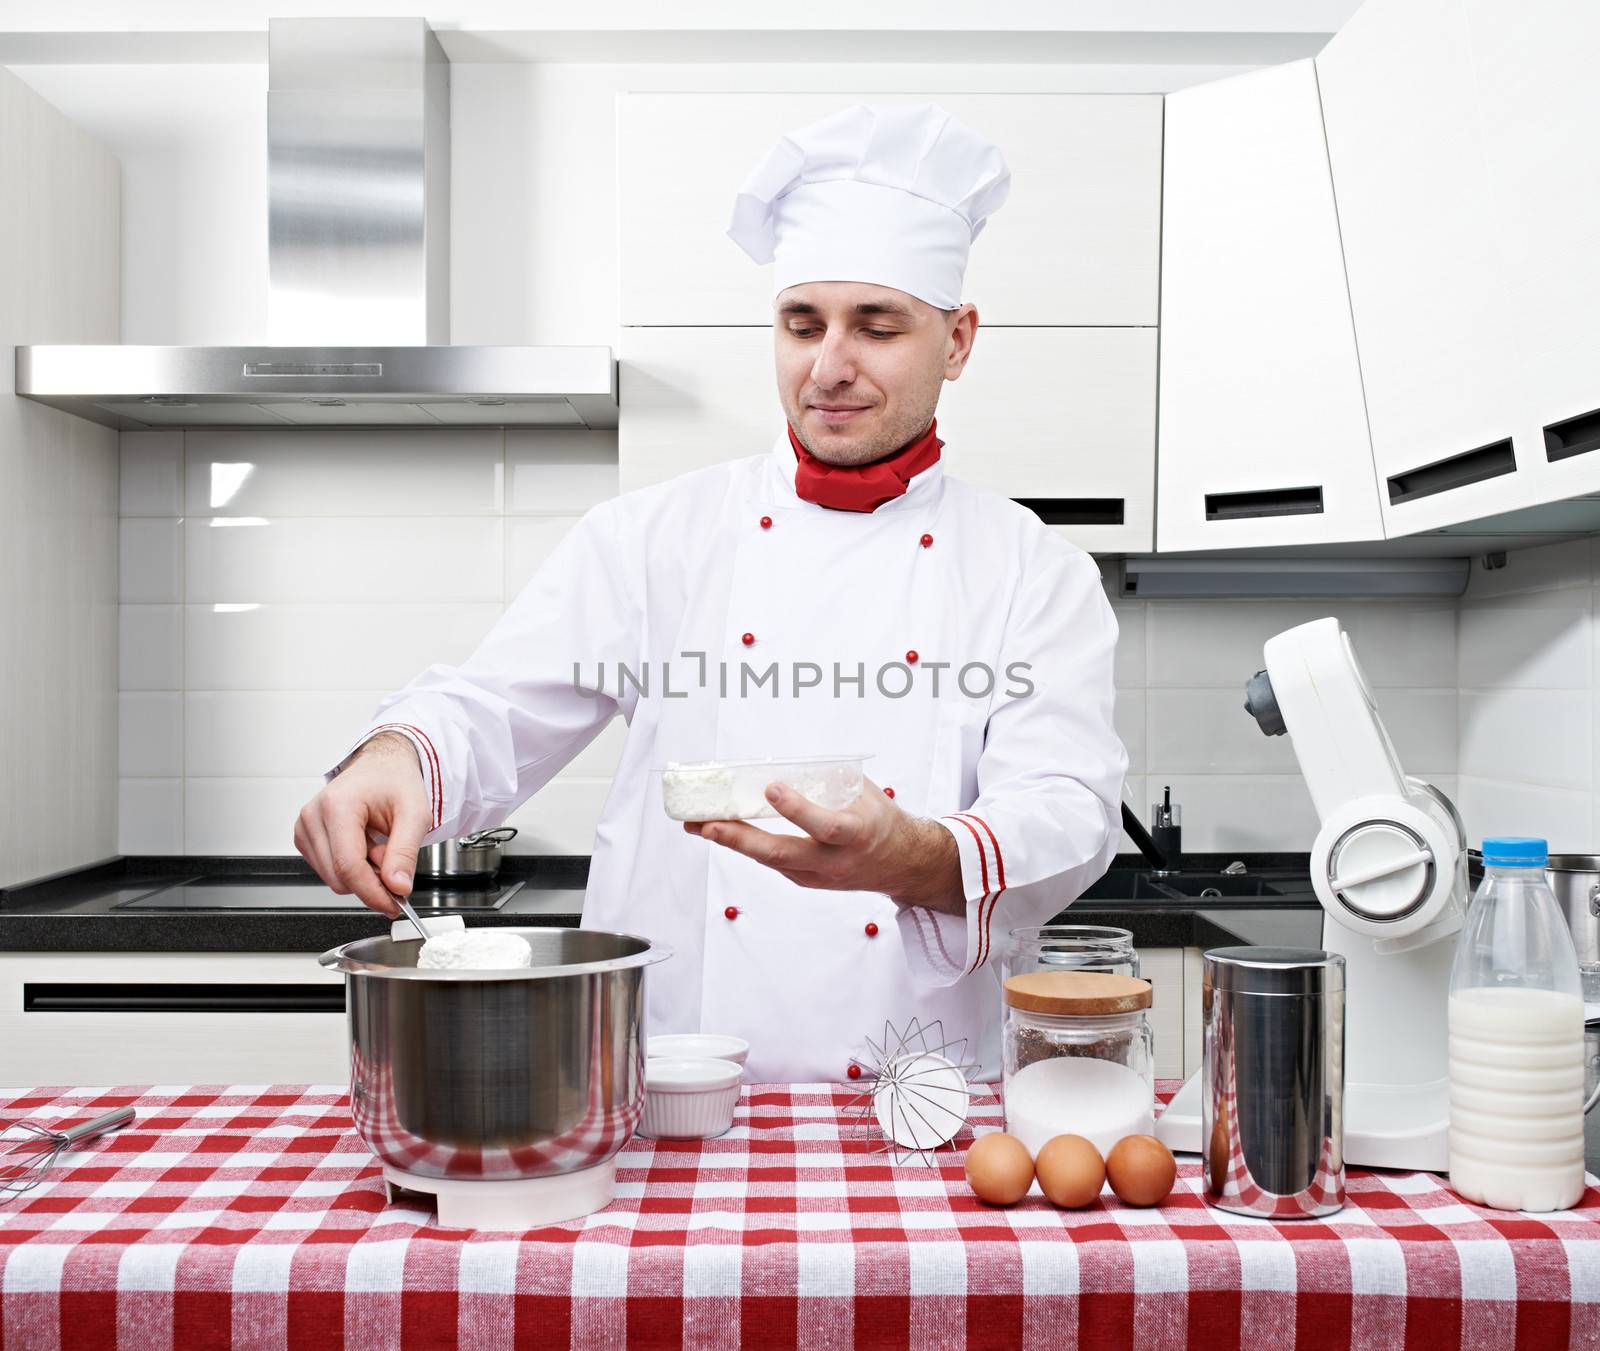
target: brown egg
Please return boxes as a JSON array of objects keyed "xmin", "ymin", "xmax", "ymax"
[
  {"xmin": 1034, "ymin": 1134, "xmax": 1106, "ymax": 1208},
  {"xmin": 1106, "ymin": 1134, "xmax": 1177, "ymax": 1207},
  {"xmin": 964, "ymin": 1132, "xmax": 1034, "ymax": 1206}
]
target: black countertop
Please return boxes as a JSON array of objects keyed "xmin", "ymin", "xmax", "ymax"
[{"xmin": 0, "ymin": 853, "xmax": 1322, "ymax": 953}]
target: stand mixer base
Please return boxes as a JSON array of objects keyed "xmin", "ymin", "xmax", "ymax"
[
  {"xmin": 383, "ymin": 1159, "xmax": 618, "ymax": 1230},
  {"xmin": 1157, "ymin": 1072, "xmax": 1448, "ymax": 1173}
]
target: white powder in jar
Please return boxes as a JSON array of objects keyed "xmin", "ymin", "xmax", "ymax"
[{"xmin": 1004, "ymin": 1056, "xmax": 1154, "ymax": 1159}]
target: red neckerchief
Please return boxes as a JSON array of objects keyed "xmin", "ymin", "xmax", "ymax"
[{"xmin": 786, "ymin": 417, "xmax": 943, "ymax": 513}]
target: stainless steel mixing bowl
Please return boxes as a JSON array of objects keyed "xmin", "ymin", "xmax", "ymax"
[{"xmin": 319, "ymin": 927, "xmax": 671, "ymax": 1181}]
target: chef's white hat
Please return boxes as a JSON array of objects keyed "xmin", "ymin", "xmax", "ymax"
[{"xmin": 726, "ymin": 102, "xmax": 1011, "ymax": 312}]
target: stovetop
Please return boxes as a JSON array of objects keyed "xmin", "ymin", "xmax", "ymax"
[{"xmin": 114, "ymin": 879, "xmax": 526, "ymax": 912}]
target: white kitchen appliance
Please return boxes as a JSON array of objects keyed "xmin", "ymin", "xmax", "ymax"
[{"xmin": 1156, "ymin": 616, "xmax": 1466, "ymax": 1171}]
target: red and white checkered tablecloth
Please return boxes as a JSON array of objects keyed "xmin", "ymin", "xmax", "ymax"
[{"xmin": 3, "ymin": 1081, "xmax": 1600, "ymax": 1350}]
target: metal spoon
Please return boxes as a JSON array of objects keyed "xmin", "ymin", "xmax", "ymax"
[{"xmin": 384, "ymin": 884, "xmax": 437, "ymax": 943}]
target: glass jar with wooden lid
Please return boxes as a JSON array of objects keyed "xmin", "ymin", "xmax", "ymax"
[{"xmin": 1001, "ymin": 971, "xmax": 1156, "ymax": 1158}]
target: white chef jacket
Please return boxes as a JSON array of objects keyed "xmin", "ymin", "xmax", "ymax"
[{"xmin": 331, "ymin": 428, "xmax": 1126, "ymax": 1082}]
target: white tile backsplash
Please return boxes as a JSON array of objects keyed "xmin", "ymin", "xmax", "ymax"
[
  {"xmin": 1154, "ymin": 774, "xmax": 1321, "ymax": 853},
  {"xmin": 1147, "ymin": 687, "xmax": 1301, "ymax": 775},
  {"xmin": 119, "ymin": 432, "xmax": 184, "ymax": 515},
  {"xmin": 183, "ymin": 428, "xmax": 506, "ymax": 517},
  {"xmin": 119, "ymin": 517, "xmax": 183, "ymax": 602},
  {"xmin": 1456, "ymin": 776, "xmax": 1594, "ymax": 854},
  {"xmin": 119, "ymin": 692, "xmax": 183, "ymax": 777},
  {"xmin": 1458, "ymin": 689, "xmax": 1592, "ymax": 792},
  {"xmin": 507, "ymin": 430, "xmax": 620, "ymax": 513},
  {"xmin": 1453, "ymin": 537, "xmax": 1600, "ymax": 851},
  {"xmin": 185, "ymin": 691, "xmax": 394, "ymax": 778},
  {"xmin": 119, "ymin": 604, "xmax": 183, "ymax": 690},
  {"xmin": 185, "ymin": 602, "xmax": 504, "ymax": 692},
  {"xmin": 185, "ymin": 516, "xmax": 505, "ymax": 604},
  {"xmin": 1113, "ymin": 688, "xmax": 1146, "ymax": 776},
  {"xmin": 1144, "ymin": 600, "xmax": 1455, "ymax": 688},
  {"xmin": 120, "ymin": 428, "xmax": 626, "ymax": 857},
  {"xmin": 1110, "ymin": 602, "xmax": 1145, "ymax": 689},
  {"xmin": 185, "ymin": 777, "xmax": 324, "ymax": 855},
  {"xmin": 118, "ymin": 778, "xmax": 183, "ymax": 854},
  {"xmin": 1458, "ymin": 593, "xmax": 1591, "ymax": 690}
]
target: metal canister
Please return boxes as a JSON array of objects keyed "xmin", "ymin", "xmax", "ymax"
[
  {"xmin": 1202, "ymin": 946, "xmax": 1346, "ymax": 1219},
  {"xmin": 1547, "ymin": 855, "xmax": 1600, "ymax": 997}
]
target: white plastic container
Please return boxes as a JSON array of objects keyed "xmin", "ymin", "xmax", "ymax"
[
  {"xmin": 639, "ymin": 1057, "xmax": 743, "ymax": 1140},
  {"xmin": 661, "ymin": 755, "xmax": 867, "ymax": 822},
  {"xmin": 647, "ymin": 1033, "xmax": 750, "ymax": 1068},
  {"xmin": 1448, "ymin": 836, "xmax": 1587, "ymax": 1212}
]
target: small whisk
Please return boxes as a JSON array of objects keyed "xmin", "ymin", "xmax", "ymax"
[{"xmin": 0, "ymin": 1106, "xmax": 135, "ymax": 1200}]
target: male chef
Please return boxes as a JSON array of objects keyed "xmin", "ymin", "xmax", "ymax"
[{"xmin": 295, "ymin": 102, "xmax": 1127, "ymax": 1082}]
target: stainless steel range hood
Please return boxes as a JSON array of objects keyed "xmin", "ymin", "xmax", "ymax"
[{"xmin": 16, "ymin": 17, "xmax": 618, "ymax": 431}]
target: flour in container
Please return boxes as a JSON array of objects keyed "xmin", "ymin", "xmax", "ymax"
[{"xmin": 417, "ymin": 929, "xmax": 534, "ymax": 971}]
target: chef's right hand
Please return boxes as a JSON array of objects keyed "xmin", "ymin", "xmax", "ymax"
[{"xmin": 294, "ymin": 732, "xmax": 432, "ymax": 917}]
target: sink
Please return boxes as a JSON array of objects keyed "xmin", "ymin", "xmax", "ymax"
[
  {"xmin": 1141, "ymin": 873, "xmax": 1284, "ymax": 899},
  {"xmin": 1079, "ymin": 869, "xmax": 1286, "ymax": 902}
]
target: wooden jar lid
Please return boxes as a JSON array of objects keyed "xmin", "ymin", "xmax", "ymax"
[{"xmin": 1002, "ymin": 970, "xmax": 1152, "ymax": 1014}]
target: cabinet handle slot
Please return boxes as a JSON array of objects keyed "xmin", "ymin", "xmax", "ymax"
[
  {"xmin": 22, "ymin": 983, "xmax": 345, "ymax": 1014},
  {"xmin": 1203, "ymin": 485, "xmax": 1324, "ymax": 521},
  {"xmin": 1545, "ymin": 407, "xmax": 1600, "ymax": 463},
  {"xmin": 1386, "ymin": 438, "xmax": 1515, "ymax": 505},
  {"xmin": 1014, "ymin": 497, "xmax": 1125, "ymax": 526}
]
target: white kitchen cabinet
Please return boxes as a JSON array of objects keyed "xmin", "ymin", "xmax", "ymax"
[
  {"xmin": 1157, "ymin": 59, "xmax": 1384, "ymax": 552},
  {"xmin": 620, "ymin": 325, "xmax": 1155, "ymax": 552},
  {"xmin": 1139, "ymin": 947, "xmax": 1186, "ymax": 1079},
  {"xmin": 1183, "ymin": 947, "xmax": 1203, "ymax": 1078},
  {"xmin": 0, "ymin": 953, "xmax": 349, "ymax": 1088},
  {"xmin": 1314, "ymin": 0, "xmax": 1597, "ymax": 536},
  {"xmin": 618, "ymin": 92, "xmax": 1162, "ymax": 327},
  {"xmin": 1463, "ymin": 0, "xmax": 1600, "ymax": 511}
]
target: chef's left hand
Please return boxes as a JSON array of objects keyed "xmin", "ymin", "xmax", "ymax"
[{"xmin": 683, "ymin": 776, "xmax": 965, "ymax": 916}]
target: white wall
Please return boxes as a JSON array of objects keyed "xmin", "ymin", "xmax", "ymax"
[{"xmin": 0, "ymin": 68, "xmax": 121, "ymax": 889}]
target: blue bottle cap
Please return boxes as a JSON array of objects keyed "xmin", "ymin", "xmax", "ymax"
[{"xmin": 1481, "ymin": 836, "xmax": 1549, "ymax": 867}]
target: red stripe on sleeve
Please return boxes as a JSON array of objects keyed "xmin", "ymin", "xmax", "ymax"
[
  {"xmin": 952, "ymin": 813, "xmax": 1006, "ymax": 974},
  {"xmin": 370, "ymin": 723, "xmax": 442, "ymax": 830},
  {"xmin": 958, "ymin": 813, "xmax": 1006, "ymax": 890},
  {"xmin": 942, "ymin": 814, "xmax": 993, "ymax": 972}
]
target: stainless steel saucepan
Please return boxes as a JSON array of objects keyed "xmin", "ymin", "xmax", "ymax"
[
  {"xmin": 319, "ymin": 927, "xmax": 671, "ymax": 1181},
  {"xmin": 414, "ymin": 826, "xmax": 517, "ymax": 882}
]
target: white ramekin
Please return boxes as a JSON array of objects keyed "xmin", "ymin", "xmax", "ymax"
[
  {"xmin": 638, "ymin": 1057, "xmax": 743, "ymax": 1140},
  {"xmin": 646, "ymin": 1033, "xmax": 750, "ymax": 1068}
]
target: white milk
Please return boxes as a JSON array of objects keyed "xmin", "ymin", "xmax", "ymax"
[
  {"xmin": 1448, "ymin": 985, "xmax": 1586, "ymax": 1212},
  {"xmin": 1004, "ymin": 1056, "xmax": 1154, "ymax": 1159}
]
